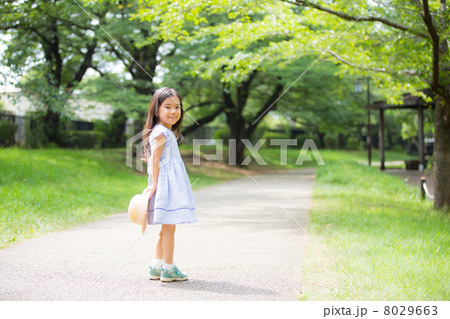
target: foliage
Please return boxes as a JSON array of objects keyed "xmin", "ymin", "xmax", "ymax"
[
  {"xmin": 78, "ymin": 76, "xmax": 150, "ymax": 121},
  {"xmin": 324, "ymin": 134, "xmax": 338, "ymax": 149},
  {"xmin": 136, "ymin": 0, "xmax": 450, "ymax": 208},
  {"xmin": 261, "ymin": 130, "xmax": 289, "ymax": 147},
  {"xmin": 60, "ymin": 130, "xmax": 98, "ymax": 149},
  {"xmin": 346, "ymin": 136, "xmax": 363, "ymax": 150},
  {"xmin": 136, "ymin": 0, "xmax": 307, "ymax": 84},
  {"xmin": 0, "ymin": 0, "xmax": 102, "ymax": 110},
  {"xmin": 24, "ymin": 111, "xmax": 50, "ymax": 148},
  {"xmin": 399, "ymin": 108, "xmax": 435, "ymax": 140},
  {"xmin": 134, "ymin": 0, "xmax": 384, "ymax": 149},
  {"xmin": 213, "ymin": 127, "xmax": 230, "ymax": 140},
  {"xmin": 0, "ymin": 119, "xmax": 17, "ymax": 147},
  {"xmin": 295, "ymin": 133, "xmax": 321, "ymax": 149},
  {"xmin": 0, "ymin": 0, "xmax": 122, "ymax": 145},
  {"xmin": 17, "ymin": 75, "xmax": 75, "ymax": 120},
  {"xmin": 134, "ymin": 0, "xmax": 437, "ymax": 138},
  {"xmin": 136, "ymin": 0, "xmax": 422, "ymax": 94},
  {"xmin": 93, "ymin": 109, "xmax": 127, "ymax": 148}
]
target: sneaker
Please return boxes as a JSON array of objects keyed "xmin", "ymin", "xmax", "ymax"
[
  {"xmin": 149, "ymin": 265, "xmax": 162, "ymax": 280},
  {"xmin": 160, "ymin": 265, "xmax": 188, "ymax": 282}
]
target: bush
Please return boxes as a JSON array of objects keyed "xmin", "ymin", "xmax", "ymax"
[
  {"xmin": 93, "ymin": 110, "xmax": 127, "ymax": 148},
  {"xmin": 61, "ymin": 130, "xmax": 98, "ymax": 149},
  {"xmin": 261, "ymin": 130, "xmax": 289, "ymax": 140},
  {"xmin": 295, "ymin": 133, "xmax": 320, "ymax": 149},
  {"xmin": 346, "ymin": 136, "xmax": 363, "ymax": 150},
  {"xmin": 213, "ymin": 127, "xmax": 230, "ymax": 141},
  {"xmin": 250, "ymin": 126, "xmax": 266, "ymax": 143},
  {"xmin": 324, "ymin": 134, "xmax": 337, "ymax": 149},
  {"xmin": 24, "ymin": 111, "xmax": 70, "ymax": 148},
  {"xmin": 0, "ymin": 120, "xmax": 18, "ymax": 147},
  {"xmin": 261, "ymin": 130, "xmax": 289, "ymax": 148},
  {"xmin": 24, "ymin": 113, "xmax": 49, "ymax": 148},
  {"xmin": 390, "ymin": 144, "xmax": 405, "ymax": 153}
]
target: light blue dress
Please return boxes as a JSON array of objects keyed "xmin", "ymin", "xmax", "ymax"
[{"xmin": 147, "ymin": 123, "xmax": 197, "ymax": 225}]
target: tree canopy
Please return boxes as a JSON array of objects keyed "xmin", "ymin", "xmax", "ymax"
[{"xmin": 2, "ymin": 0, "xmax": 448, "ymax": 209}]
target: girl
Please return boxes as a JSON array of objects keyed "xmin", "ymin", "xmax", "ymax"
[{"xmin": 141, "ymin": 87, "xmax": 197, "ymax": 282}]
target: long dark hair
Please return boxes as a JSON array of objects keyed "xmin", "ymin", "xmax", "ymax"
[{"xmin": 141, "ymin": 87, "xmax": 184, "ymax": 162}]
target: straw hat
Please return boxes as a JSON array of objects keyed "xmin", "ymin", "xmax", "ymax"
[{"xmin": 128, "ymin": 190, "xmax": 150, "ymax": 234}]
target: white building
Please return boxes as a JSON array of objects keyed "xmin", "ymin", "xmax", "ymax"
[{"xmin": 0, "ymin": 91, "xmax": 126, "ymax": 145}]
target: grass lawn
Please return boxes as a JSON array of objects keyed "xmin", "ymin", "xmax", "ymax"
[
  {"xmin": 187, "ymin": 143, "xmax": 421, "ymax": 169},
  {"xmin": 301, "ymin": 154, "xmax": 449, "ymax": 300},
  {"xmin": 0, "ymin": 146, "xmax": 250, "ymax": 248}
]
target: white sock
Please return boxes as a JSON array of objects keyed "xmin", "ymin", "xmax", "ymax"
[
  {"xmin": 151, "ymin": 258, "xmax": 163, "ymax": 268},
  {"xmin": 163, "ymin": 262, "xmax": 175, "ymax": 270}
]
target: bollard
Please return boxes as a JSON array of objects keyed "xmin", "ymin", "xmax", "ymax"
[{"xmin": 420, "ymin": 176, "xmax": 426, "ymax": 200}]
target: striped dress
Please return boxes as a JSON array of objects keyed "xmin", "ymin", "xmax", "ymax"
[{"xmin": 147, "ymin": 123, "xmax": 197, "ymax": 225}]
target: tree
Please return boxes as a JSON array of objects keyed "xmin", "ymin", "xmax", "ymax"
[
  {"xmin": 277, "ymin": 0, "xmax": 449, "ymax": 210},
  {"xmin": 84, "ymin": 0, "xmax": 163, "ymax": 134},
  {"xmin": 135, "ymin": 0, "xmax": 318, "ymax": 165},
  {"xmin": 136, "ymin": 0, "xmax": 450, "ymax": 210},
  {"xmin": 283, "ymin": 59, "xmax": 368, "ymax": 149},
  {"xmin": 0, "ymin": 0, "xmax": 106, "ymax": 145},
  {"xmin": 2, "ymin": 0, "xmax": 168, "ymax": 143},
  {"xmin": 81, "ymin": 0, "xmax": 230, "ymax": 137},
  {"xmin": 160, "ymin": 22, "xmax": 287, "ymax": 165}
]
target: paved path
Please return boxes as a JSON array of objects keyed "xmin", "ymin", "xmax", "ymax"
[{"xmin": 0, "ymin": 168, "xmax": 316, "ymax": 301}]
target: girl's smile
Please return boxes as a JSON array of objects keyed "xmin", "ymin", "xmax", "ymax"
[{"xmin": 158, "ymin": 96, "xmax": 181, "ymax": 129}]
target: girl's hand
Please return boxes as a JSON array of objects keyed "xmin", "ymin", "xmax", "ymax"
[{"xmin": 144, "ymin": 186, "xmax": 156, "ymax": 197}]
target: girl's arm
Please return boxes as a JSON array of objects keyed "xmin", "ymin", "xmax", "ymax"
[{"xmin": 145, "ymin": 134, "xmax": 166, "ymax": 197}]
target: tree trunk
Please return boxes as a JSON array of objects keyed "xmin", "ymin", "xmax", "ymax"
[
  {"xmin": 316, "ymin": 128, "xmax": 325, "ymax": 148},
  {"xmin": 338, "ymin": 133, "xmax": 345, "ymax": 149},
  {"xmin": 43, "ymin": 110, "xmax": 62, "ymax": 146},
  {"xmin": 429, "ymin": 0, "xmax": 450, "ymax": 211},
  {"xmin": 433, "ymin": 96, "xmax": 450, "ymax": 211},
  {"xmin": 227, "ymin": 114, "xmax": 247, "ymax": 166}
]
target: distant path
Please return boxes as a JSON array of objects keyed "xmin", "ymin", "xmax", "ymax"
[
  {"xmin": 368, "ymin": 161, "xmax": 434, "ymax": 196},
  {"xmin": 384, "ymin": 168, "xmax": 434, "ymax": 196},
  {"xmin": 0, "ymin": 168, "xmax": 316, "ymax": 301}
]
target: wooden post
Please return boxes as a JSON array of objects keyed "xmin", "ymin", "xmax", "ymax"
[
  {"xmin": 379, "ymin": 109, "xmax": 385, "ymax": 170},
  {"xmin": 418, "ymin": 105, "xmax": 425, "ymax": 171}
]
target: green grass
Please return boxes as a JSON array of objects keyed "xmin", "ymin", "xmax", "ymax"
[
  {"xmin": 184, "ymin": 143, "xmax": 324, "ymax": 170},
  {"xmin": 300, "ymin": 156, "xmax": 449, "ymax": 300},
  {"xmin": 0, "ymin": 146, "xmax": 248, "ymax": 248},
  {"xmin": 2, "ymin": 145, "xmax": 447, "ymax": 301},
  {"xmin": 186, "ymin": 143, "xmax": 421, "ymax": 169}
]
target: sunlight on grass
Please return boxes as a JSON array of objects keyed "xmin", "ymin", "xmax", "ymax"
[
  {"xmin": 301, "ymin": 159, "xmax": 449, "ymax": 300},
  {"xmin": 0, "ymin": 147, "xmax": 247, "ymax": 248}
]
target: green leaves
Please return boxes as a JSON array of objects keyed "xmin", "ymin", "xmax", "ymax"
[{"xmin": 77, "ymin": 75, "xmax": 149, "ymax": 119}]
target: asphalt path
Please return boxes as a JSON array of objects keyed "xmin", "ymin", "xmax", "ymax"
[{"xmin": 0, "ymin": 168, "xmax": 316, "ymax": 301}]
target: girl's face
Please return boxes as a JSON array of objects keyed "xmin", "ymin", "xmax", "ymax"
[{"xmin": 158, "ymin": 95, "xmax": 181, "ymax": 129}]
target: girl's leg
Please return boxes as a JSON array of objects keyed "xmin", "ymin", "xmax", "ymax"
[
  {"xmin": 161, "ymin": 224, "xmax": 176, "ymax": 265},
  {"xmin": 154, "ymin": 229, "xmax": 163, "ymax": 260}
]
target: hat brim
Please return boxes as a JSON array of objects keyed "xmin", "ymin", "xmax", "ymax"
[{"xmin": 128, "ymin": 193, "xmax": 150, "ymax": 233}]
